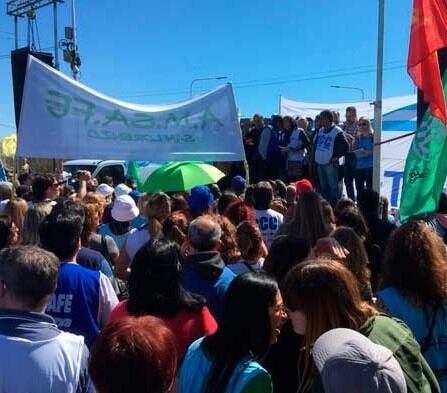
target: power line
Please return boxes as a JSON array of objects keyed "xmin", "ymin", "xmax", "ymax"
[
  {"xmin": 118, "ymin": 60, "xmax": 404, "ymax": 98},
  {"xmin": 0, "ymin": 46, "xmax": 55, "ymax": 59},
  {"xmin": 0, "ymin": 123, "xmax": 16, "ymax": 130},
  {"xmin": 118, "ymin": 63, "xmax": 406, "ymax": 99}
]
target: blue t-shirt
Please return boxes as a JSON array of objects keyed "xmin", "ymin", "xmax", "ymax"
[
  {"xmin": 355, "ymin": 135, "xmax": 374, "ymax": 169},
  {"xmin": 378, "ymin": 287, "xmax": 447, "ymax": 392},
  {"xmin": 46, "ymin": 263, "xmax": 100, "ymax": 348}
]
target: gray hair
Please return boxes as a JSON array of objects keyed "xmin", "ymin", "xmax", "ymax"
[
  {"xmin": 0, "ymin": 245, "xmax": 59, "ymax": 309},
  {"xmin": 188, "ymin": 215, "xmax": 222, "ymax": 251}
]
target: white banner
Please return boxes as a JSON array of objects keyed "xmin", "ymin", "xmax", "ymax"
[
  {"xmin": 18, "ymin": 56, "xmax": 246, "ymax": 162},
  {"xmin": 279, "ymin": 95, "xmax": 416, "ymax": 120},
  {"xmin": 280, "ymin": 95, "xmax": 417, "ymax": 207}
]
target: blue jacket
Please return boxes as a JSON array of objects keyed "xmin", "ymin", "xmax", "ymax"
[
  {"xmin": 0, "ymin": 310, "xmax": 93, "ymax": 393},
  {"xmin": 181, "ymin": 251, "xmax": 235, "ymax": 321},
  {"xmin": 180, "ymin": 337, "xmax": 269, "ymax": 393}
]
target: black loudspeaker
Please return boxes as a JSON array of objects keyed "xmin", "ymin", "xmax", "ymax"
[
  {"xmin": 11, "ymin": 47, "xmax": 54, "ymax": 128},
  {"xmin": 417, "ymin": 48, "xmax": 447, "ymax": 126}
]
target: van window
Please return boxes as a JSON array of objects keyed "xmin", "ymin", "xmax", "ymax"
[{"xmin": 96, "ymin": 165, "xmax": 125, "ymax": 186}]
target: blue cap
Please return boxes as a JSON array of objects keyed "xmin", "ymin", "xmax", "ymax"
[
  {"xmin": 188, "ymin": 185, "xmax": 214, "ymax": 212},
  {"xmin": 231, "ymin": 175, "xmax": 246, "ymax": 191}
]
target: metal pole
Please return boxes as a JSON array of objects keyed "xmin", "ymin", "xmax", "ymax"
[
  {"xmin": 330, "ymin": 85, "xmax": 365, "ymax": 101},
  {"xmin": 14, "ymin": 16, "xmax": 18, "ymax": 49},
  {"xmin": 53, "ymin": 0, "xmax": 59, "ymax": 70},
  {"xmin": 71, "ymin": 0, "xmax": 78, "ymax": 80},
  {"xmin": 373, "ymin": 0, "xmax": 385, "ymax": 193},
  {"xmin": 14, "ymin": 15, "xmax": 20, "ymax": 181},
  {"xmin": 189, "ymin": 80, "xmax": 196, "ymax": 98},
  {"xmin": 190, "ymin": 76, "xmax": 228, "ymax": 97}
]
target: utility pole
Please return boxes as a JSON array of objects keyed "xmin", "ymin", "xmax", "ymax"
[
  {"xmin": 373, "ymin": 0, "xmax": 385, "ymax": 193},
  {"xmin": 53, "ymin": 1, "xmax": 59, "ymax": 69}
]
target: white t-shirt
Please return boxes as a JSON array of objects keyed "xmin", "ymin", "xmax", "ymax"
[
  {"xmin": 125, "ymin": 228, "xmax": 151, "ymax": 263},
  {"xmin": 255, "ymin": 209, "xmax": 283, "ymax": 249}
]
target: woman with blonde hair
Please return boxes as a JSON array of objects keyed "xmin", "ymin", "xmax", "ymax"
[
  {"xmin": 378, "ymin": 221, "xmax": 447, "ymax": 392},
  {"xmin": 115, "ymin": 192, "xmax": 171, "ymax": 280},
  {"xmin": 354, "ymin": 116, "xmax": 374, "ymax": 193},
  {"xmin": 5, "ymin": 197, "xmax": 28, "ymax": 238},
  {"xmin": 82, "ymin": 202, "xmax": 119, "ymax": 267},
  {"xmin": 83, "ymin": 192, "xmax": 106, "ymax": 223},
  {"xmin": 228, "ymin": 220, "xmax": 267, "ymax": 275},
  {"xmin": 215, "ymin": 215, "xmax": 241, "ymax": 264},
  {"xmin": 330, "ymin": 226, "xmax": 372, "ymax": 301},
  {"xmin": 281, "ymin": 259, "xmax": 439, "ymax": 393}
]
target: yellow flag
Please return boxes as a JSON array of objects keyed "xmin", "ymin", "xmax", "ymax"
[{"xmin": 1, "ymin": 134, "xmax": 16, "ymax": 157}]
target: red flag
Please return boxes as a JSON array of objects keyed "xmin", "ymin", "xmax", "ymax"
[{"xmin": 408, "ymin": 0, "xmax": 447, "ymax": 123}]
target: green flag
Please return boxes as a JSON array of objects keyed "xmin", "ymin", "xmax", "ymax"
[
  {"xmin": 400, "ymin": 71, "xmax": 447, "ymax": 222},
  {"xmin": 127, "ymin": 160, "xmax": 143, "ymax": 191}
]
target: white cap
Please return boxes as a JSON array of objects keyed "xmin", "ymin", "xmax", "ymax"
[
  {"xmin": 96, "ymin": 183, "xmax": 114, "ymax": 197},
  {"xmin": 114, "ymin": 183, "xmax": 132, "ymax": 197},
  {"xmin": 312, "ymin": 328, "xmax": 407, "ymax": 393},
  {"xmin": 111, "ymin": 195, "xmax": 139, "ymax": 222}
]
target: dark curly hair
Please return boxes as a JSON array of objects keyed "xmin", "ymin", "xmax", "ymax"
[{"xmin": 381, "ymin": 221, "xmax": 447, "ymax": 307}]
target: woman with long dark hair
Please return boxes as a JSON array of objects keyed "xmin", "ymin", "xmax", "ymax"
[
  {"xmin": 278, "ymin": 191, "xmax": 330, "ymax": 247},
  {"xmin": 110, "ymin": 239, "xmax": 217, "ymax": 359},
  {"xmin": 282, "ymin": 259, "xmax": 440, "ymax": 393},
  {"xmin": 180, "ymin": 272, "xmax": 287, "ymax": 393},
  {"xmin": 378, "ymin": 221, "xmax": 447, "ymax": 392}
]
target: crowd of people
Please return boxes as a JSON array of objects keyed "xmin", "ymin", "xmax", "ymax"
[
  {"xmin": 0, "ymin": 107, "xmax": 446, "ymax": 393},
  {"xmin": 243, "ymin": 106, "xmax": 374, "ymax": 206}
]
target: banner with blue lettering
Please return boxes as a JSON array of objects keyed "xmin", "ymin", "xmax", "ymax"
[{"xmin": 18, "ymin": 56, "xmax": 245, "ymax": 162}]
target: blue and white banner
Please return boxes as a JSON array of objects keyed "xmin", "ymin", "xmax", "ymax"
[
  {"xmin": 18, "ymin": 56, "xmax": 245, "ymax": 162},
  {"xmin": 280, "ymin": 95, "xmax": 417, "ymax": 207}
]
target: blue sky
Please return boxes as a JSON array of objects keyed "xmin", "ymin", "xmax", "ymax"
[{"xmin": 0, "ymin": 0, "xmax": 414, "ymax": 137}]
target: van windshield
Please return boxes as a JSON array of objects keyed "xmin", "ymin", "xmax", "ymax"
[{"xmin": 63, "ymin": 165, "xmax": 97, "ymax": 176}]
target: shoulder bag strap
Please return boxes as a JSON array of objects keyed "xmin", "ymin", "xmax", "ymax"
[{"xmin": 420, "ymin": 305, "xmax": 438, "ymax": 354}]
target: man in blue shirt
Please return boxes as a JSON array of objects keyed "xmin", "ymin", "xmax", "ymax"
[
  {"xmin": 40, "ymin": 211, "xmax": 118, "ymax": 347},
  {"xmin": 0, "ymin": 245, "xmax": 94, "ymax": 393}
]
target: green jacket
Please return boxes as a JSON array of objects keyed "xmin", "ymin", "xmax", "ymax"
[
  {"xmin": 308, "ymin": 314, "xmax": 440, "ymax": 393},
  {"xmin": 359, "ymin": 314, "xmax": 440, "ymax": 393}
]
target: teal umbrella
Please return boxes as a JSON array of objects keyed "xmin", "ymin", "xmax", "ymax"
[{"xmin": 143, "ymin": 162, "xmax": 225, "ymax": 192}]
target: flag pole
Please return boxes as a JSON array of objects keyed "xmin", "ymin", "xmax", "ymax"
[{"xmin": 373, "ymin": 0, "xmax": 385, "ymax": 193}]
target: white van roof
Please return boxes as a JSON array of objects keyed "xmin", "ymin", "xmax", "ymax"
[{"xmin": 63, "ymin": 159, "xmax": 125, "ymax": 166}]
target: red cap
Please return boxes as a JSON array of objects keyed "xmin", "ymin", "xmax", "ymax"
[{"xmin": 295, "ymin": 179, "xmax": 314, "ymax": 195}]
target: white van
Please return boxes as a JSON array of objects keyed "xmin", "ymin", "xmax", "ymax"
[{"xmin": 62, "ymin": 160, "xmax": 161, "ymax": 186}]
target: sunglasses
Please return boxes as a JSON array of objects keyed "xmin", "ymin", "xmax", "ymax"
[{"xmin": 358, "ymin": 122, "xmax": 368, "ymax": 126}]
